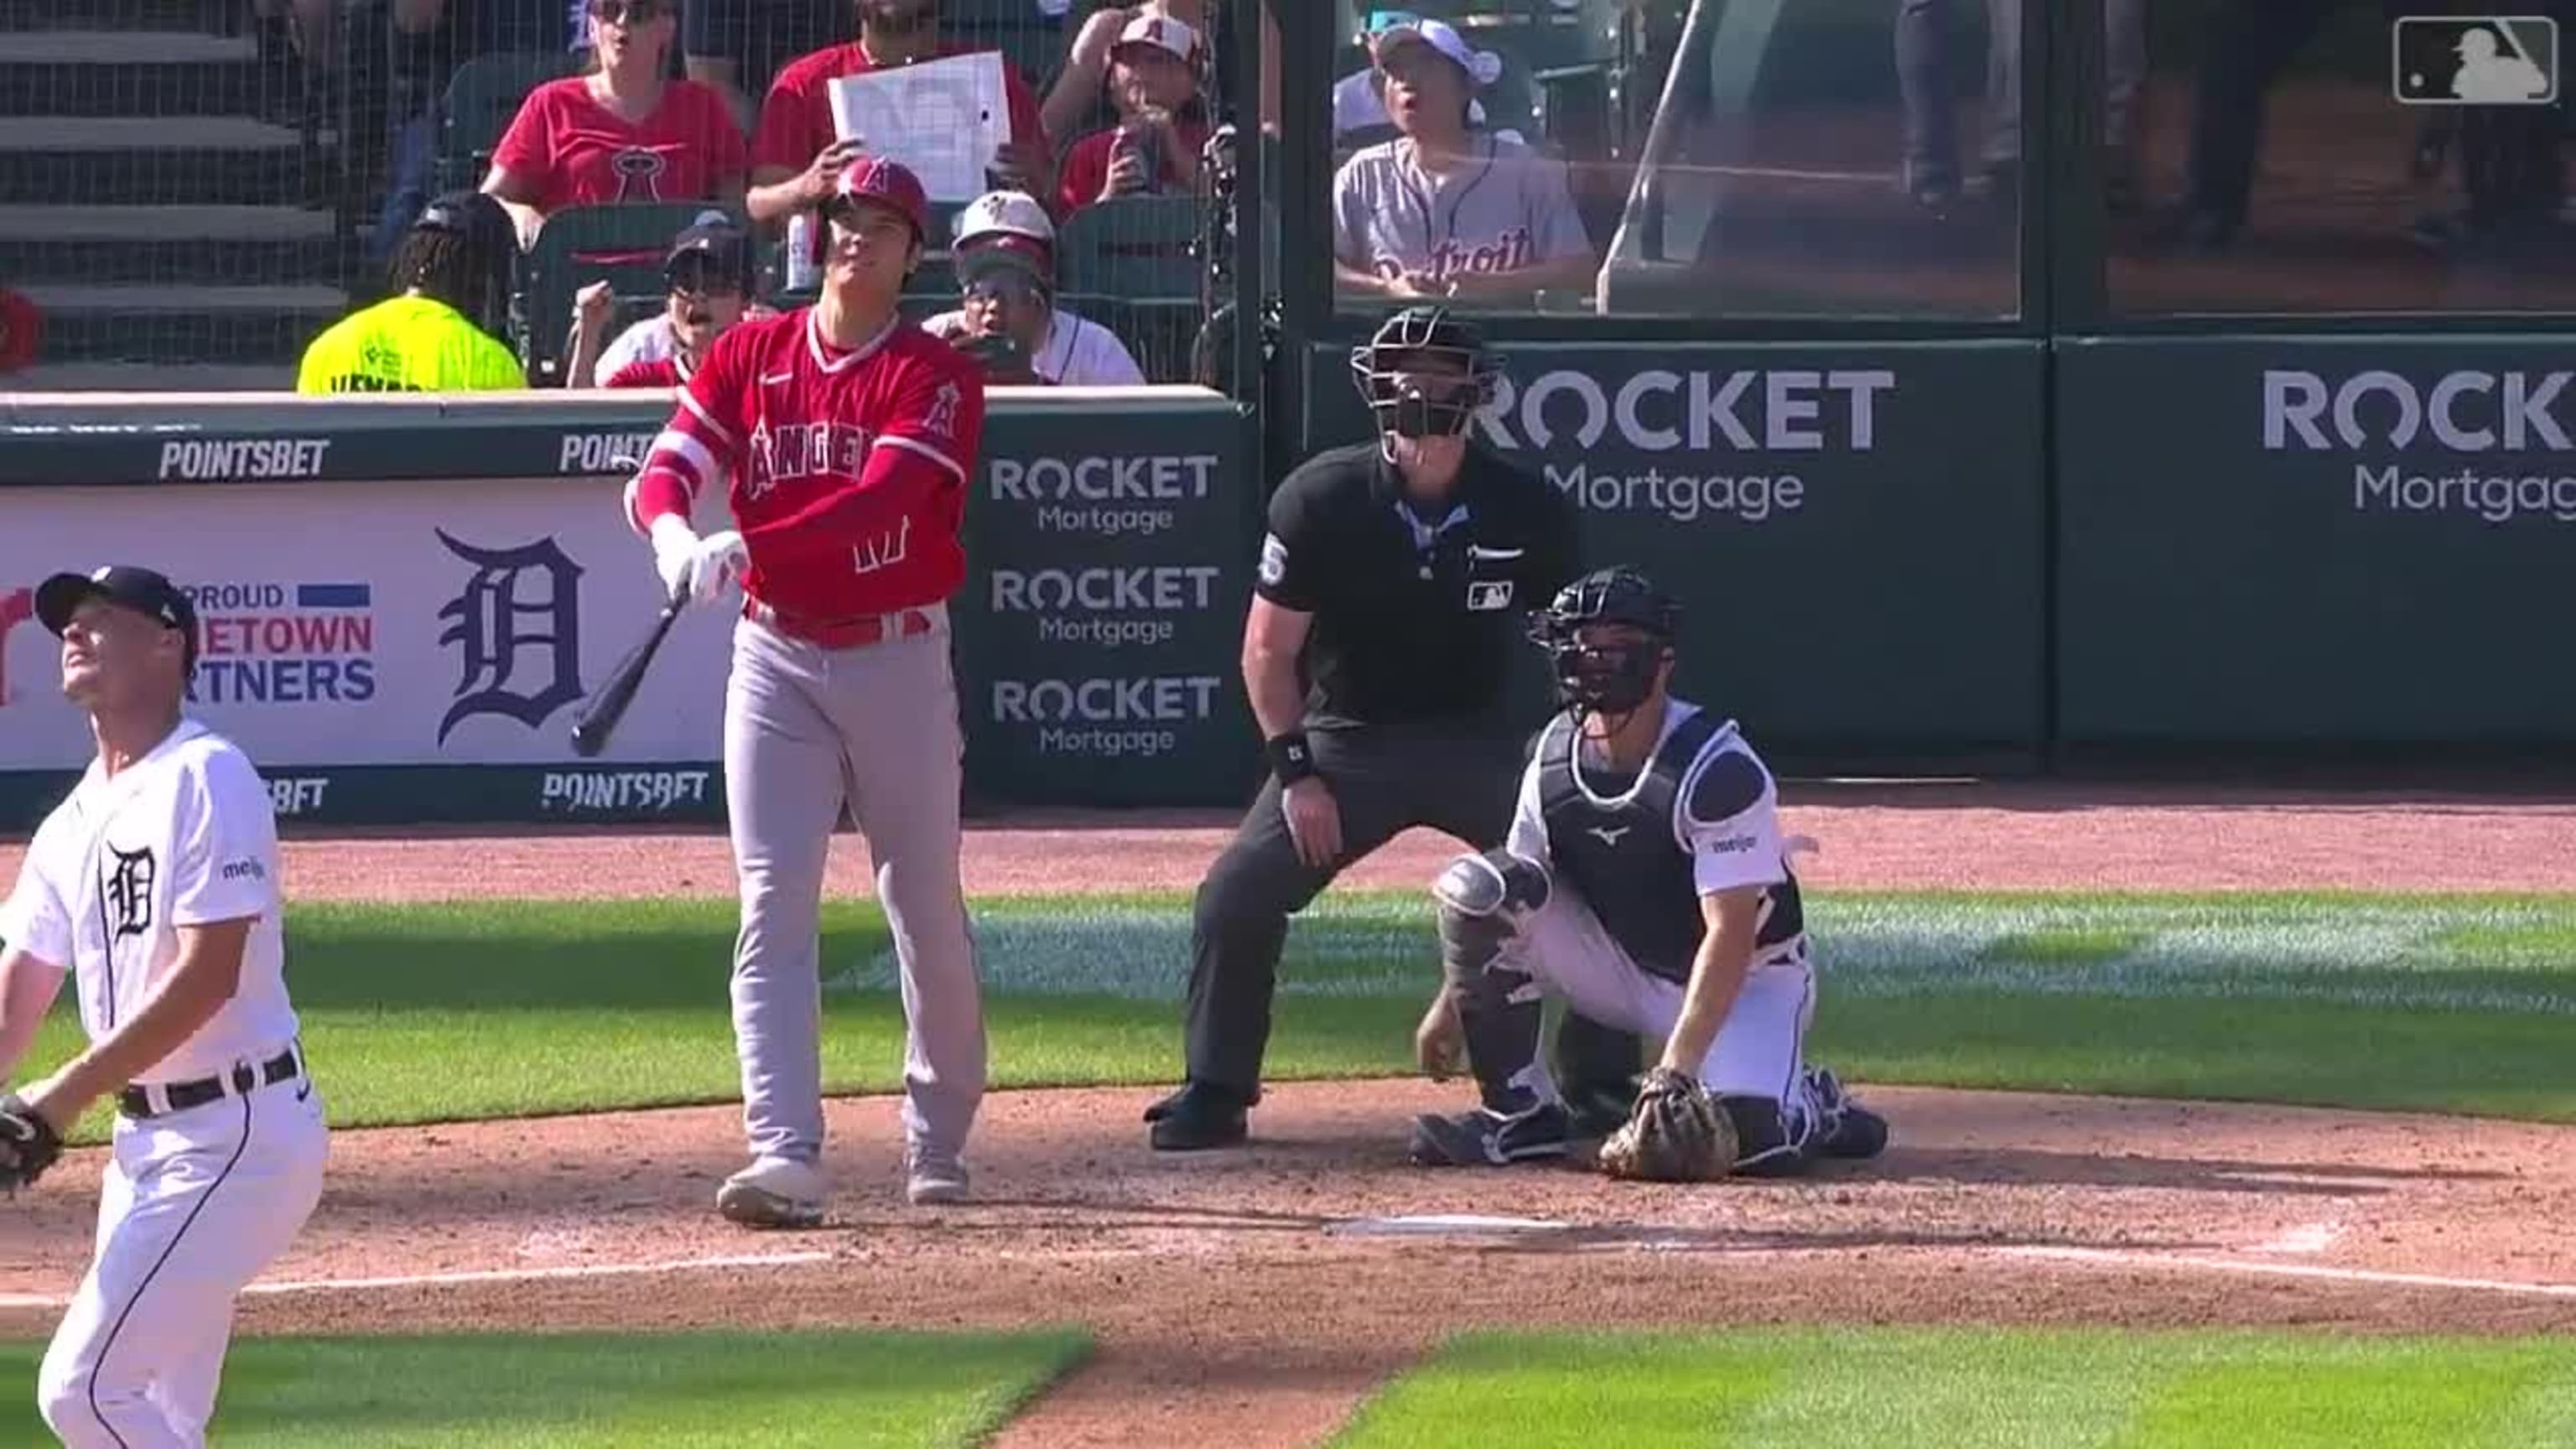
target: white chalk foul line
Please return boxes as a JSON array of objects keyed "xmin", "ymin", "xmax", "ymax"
[
  {"xmin": 0, "ymin": 1249, "xmax": 836, "ymax": 1311},
  {"xmin": 2000, "ymin": 1245, "xmax": 2576, "ymax": 1299}
]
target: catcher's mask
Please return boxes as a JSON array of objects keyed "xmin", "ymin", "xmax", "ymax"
[
  {"xmin": 1348, "ymin": 305, "xmax": 1498, "ymax": 440},
  {"xmin": 1529, "ymin": 565, "xmax": 1680, "ymax": 719}
]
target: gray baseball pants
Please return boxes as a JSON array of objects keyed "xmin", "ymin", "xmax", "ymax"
[{"xmin": 723, "ymin": 608, "xmax": 986, "ymax": 1171}]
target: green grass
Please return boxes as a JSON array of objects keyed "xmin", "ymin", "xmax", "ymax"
[
  {"xmin": 0, "ymin": 1328, "xmax": 1088, "ymax": 1448},
  {"xmin": 1330, "ymin": 1327, "xmax": 2576, "ymax": 1449},
  {"xmin": 15, "ymin": 891, "xmax": 2576, "ymax": 1139}
]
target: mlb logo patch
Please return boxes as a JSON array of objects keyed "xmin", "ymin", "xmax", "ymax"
[{"xmin": 1466, "ymin": 580, "xmax": 1513, "ymax": 611}]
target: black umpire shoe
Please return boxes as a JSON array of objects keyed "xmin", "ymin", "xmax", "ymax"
[
  {"xmin": 1408, "ymin": 1103, "xmax": 1572, "ymax": 1167},
  {"xmin": 1145, "ymin": 1081, "xmax": 1253, "ymax": 1151}
]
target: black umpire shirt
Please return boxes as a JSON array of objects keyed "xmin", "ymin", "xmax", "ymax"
[{"xmin": 1254, "ymin": 440, "xmax": 1579, "ymax": 730}]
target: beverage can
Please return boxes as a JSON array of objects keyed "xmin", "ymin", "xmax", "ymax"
[{"xmin": 786, "ymin": 212, "xmax": 818, "ymax": 292}]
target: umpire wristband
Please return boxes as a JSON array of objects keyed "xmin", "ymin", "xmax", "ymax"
[{"xmin": 1266, "ymin": 732, "xmax": 1318, "ymax": 786}]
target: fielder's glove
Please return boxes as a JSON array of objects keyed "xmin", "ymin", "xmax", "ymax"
[
  {"xmin": 1597, "ymin": 1067, "xmax": 1734, "ymax": 1182},
  {"xmin": 0, "ymin": 1092, "xmax": 65, "ymax": 1192}
]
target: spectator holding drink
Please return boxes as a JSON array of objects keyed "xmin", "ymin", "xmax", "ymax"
[
  {"xmin": 1057, "ymin": 13, "xmax": 1208, "ymax": 216},
  {"xmin": 481, "ymin": 0, "xmax": 748, "ymax": 246}
]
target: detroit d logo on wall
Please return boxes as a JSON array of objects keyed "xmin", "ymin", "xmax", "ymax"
[{"xmin": 435, "ymin": 532, "xmax": 586, "ymax": 743}]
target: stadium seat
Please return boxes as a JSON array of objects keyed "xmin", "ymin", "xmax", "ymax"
[
  {"xmin": 1057, "ymin": 193, "xmax": 1202, "ymax": 300},
  {"xmin": 435, "ymin": 50, "xmax": 578, "ymax": 195},
  {"xmin": 517, "ymin": 201, "xmax": 747, "ymax": 384}
]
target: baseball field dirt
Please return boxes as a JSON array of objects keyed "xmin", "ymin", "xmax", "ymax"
[{"xmin": 4, "ymin": 783, "xmax": 2575, "ymax": 1446}]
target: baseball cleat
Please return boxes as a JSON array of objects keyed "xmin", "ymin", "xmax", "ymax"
[
  {"xmin": 1804, "ymin": 1067, "xmax": 1890, "ymax": 1161},
  {"xmin": 1407, "ymin": 1103, "xmax": 1571, "ymax": 1168},
  {"xmin": 1145, "ymin": 1081, "xmax": 1250, "ymax": 1151},
  {"xmin": 716, "ymin": 1156, "xmax": 828, "ymax": 1229},
  {"xmin": 906, "ymin": 1151, "xmax": 971, "ymax": 1206}
]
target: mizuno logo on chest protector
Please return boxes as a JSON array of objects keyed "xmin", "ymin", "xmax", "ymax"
[{"xmin": 1585, "ymin": 825, "xmax": 1630, "ymax": 847}]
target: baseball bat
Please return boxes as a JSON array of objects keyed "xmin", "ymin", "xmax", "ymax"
[{"xmin": 569, "ymin": 588, "xmax": 685, "ymax": 758}]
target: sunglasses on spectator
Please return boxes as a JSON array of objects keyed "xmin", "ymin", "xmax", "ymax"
[{"xmin": 589, "ymin": 0, "xmax": 667, "ymax": 24}]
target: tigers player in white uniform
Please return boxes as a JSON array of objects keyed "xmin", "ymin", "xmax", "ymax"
[
  {"xmin": 0, "ymin": 565, "xmax": 326, "ymax": 1448},
  {"xmin": 1410, "ymin": 566, "xmax": 1889, "ymax": 1176}
]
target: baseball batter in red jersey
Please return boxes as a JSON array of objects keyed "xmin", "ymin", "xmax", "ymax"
[{"xmin": 626, "ymin": 155, "xmax": 989, "ymax": 1227}]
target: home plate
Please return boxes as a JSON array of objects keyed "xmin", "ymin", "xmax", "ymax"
[{"xmin": 1327, "ymin": 1213, "xmax": 1570, "ymax": 1238}]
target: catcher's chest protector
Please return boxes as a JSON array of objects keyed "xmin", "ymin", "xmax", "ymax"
[{"xmin": 1537, "ymin": 709, "xmax": 1721, "ymax": 983}]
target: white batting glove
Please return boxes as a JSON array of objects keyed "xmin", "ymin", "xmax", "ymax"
[{"xmin": 650, "ymin": 516, "xmax": 745, "ymax": 606}]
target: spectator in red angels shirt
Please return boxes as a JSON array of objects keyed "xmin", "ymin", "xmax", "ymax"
[
  {"xmin": 481, "ymin": 0, "xmax": 748, "ymax": 245},
  {"xmin": 746, "ymin": 0, "xmax": 1053, "ymax": 231},
  {"xmin": 1057, "ymin": 13, "xmax": 1208, "ymax": 218},
  {"xmin": 624, "ymin": 154, "xmax": 992, "ymax": 1223},
  {"xmin": 569, "ymin": 212, "xmax": 768, "ymax": 388}
]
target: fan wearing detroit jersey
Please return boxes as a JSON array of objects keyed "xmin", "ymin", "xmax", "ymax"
[
  {"xmin": 1412, "ymin": 567, "xmax": 1890, "ymax": 1175},
  {"xmin": 0, "ymin": 565, "xmax": 326, "ymax": 1447},
  {"xmin": 626, "ymin": 154, "xmax": 989, "ymax": 1226}
]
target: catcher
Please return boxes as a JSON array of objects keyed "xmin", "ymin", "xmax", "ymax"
[{"xmin": 1410, "ymin": 566, "xmax": 1889, "ymax": 1180}]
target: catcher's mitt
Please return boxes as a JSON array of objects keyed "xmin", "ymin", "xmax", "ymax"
[
  {"xmin": 0, "ymin": 1092, "xmax": 64, "ymax": 1192},
  {"xmin": 1597, "ymin": 1067, "xmax": 1735, "ymax": 1182}
]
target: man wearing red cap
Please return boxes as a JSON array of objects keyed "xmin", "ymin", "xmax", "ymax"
[{"xmin": 624, "ymin": 154, "xmax": 992, "ymax": 1227}]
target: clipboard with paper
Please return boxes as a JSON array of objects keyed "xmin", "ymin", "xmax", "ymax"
[{"xmin": 827, "ymin": 53, "xmax": 1010, "ymax": 204}]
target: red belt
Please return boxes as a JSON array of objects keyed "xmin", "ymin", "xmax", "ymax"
[{"xmin": 744, "ymin": 597, "xmax": 939, "ymax": 650}]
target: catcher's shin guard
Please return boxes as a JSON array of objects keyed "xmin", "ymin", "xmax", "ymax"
[{"xmin": 1434, "ymin": 850, "xmax": 1555, "ymax": 1114}]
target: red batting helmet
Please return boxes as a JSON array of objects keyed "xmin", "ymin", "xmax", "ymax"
[{"xmin": 828, "ymin": 155, "xmax": 929, "ymax": 242}]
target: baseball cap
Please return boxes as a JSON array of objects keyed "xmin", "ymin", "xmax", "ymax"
[
  {"xmin": 1369, "ymin": 14, "xmax": 1499, "ymax": 89},
  {"xmin": 952, "ymin": 190, "xmax": 1056, "ymax": 251},
  {"xmin": 36, "ymin": 565, "xmax": 200, "ymax": 668},
  {"xmin": 665, "ymin": 210, "xmax": 752, "ymax": 289},
  {"xmin": 827, "ymin": 154, "xmax": 929, "ymax": 240},
  {"xmin": 413, "ymin": 188, "xmax": 515, "ymax": 249},
  {"xmin": 1111, "ymin": 13, "xmax": 1198, "ymax": 63}
]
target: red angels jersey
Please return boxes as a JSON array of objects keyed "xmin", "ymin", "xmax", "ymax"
[
  {"xmin": 628, "ymin": 307, "xmax": 985, "ymax": 619},
  {"xmin": 491, "ymin": 77, "xmax": 748, "ymax": 213}
]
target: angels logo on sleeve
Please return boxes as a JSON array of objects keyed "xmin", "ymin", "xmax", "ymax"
[
  {"xmin": 921, "ymin": 381, "xmax": 964, "ymax": 442},
  {"xmin": 1257, "ymin": 533, "xmax": 1288, "ymax": 587}
]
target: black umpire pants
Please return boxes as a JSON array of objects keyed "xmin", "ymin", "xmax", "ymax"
[{"xmin": 1184, "ymin": 721, "xmax": 1639, "ymax": 1101}]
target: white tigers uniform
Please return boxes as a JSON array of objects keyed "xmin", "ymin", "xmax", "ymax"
[
  {"xmin": 1, "ymin": 719, "xmax": 326, "ymax": 1449},
  {"xmin": 1504, "ymin": 700, "xmax": 1818, "ymax": 1109}
]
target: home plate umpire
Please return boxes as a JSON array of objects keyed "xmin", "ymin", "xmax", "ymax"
[{"xmin": 1145, "ymin": 305, "xmax": 1646, "ymax": 1154}]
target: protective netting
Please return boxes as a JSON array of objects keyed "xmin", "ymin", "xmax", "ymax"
[{"xmin": 0, "ymin": 0, "xmax": 1254, "ymax": 389}]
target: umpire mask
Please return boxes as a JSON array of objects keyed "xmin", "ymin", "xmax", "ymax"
[
  {"xmin": 1531, "ymin": 567, "xmax": 1680, "ymax": 719},
  {"xmin": 1350, "ymin": 305, "xmax": 1498, "ymax": 441}
]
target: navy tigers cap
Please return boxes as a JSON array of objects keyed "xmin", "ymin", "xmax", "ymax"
[{"xmin": 36, "ymin": 565, "xmax": 200, "ymax": 667}]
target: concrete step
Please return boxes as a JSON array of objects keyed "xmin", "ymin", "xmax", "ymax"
[
  {"xmin": 0, "ymin": 0, "xmax": 239, "ymax": 33},
  {"xmin": 1, "ymin": 361, "xmax": 297, "ymax": 392},
  {"xmin": 0, "ymin": 34, "xmax": 281, "ymax": 120},
  {"xmin": 0, "ymin": 204, "xmax": 345, "ymax": 285},
  {"xmin": 21, "ymin": 283, "xmax": 344, "ymax": 365},
  {"xmin": 5, "ymin": 29, "xmax": 254, "ymax": 64},
  {"xmin": 0, "ymin": 118, "xmax": 329, "ymax": 206}
]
